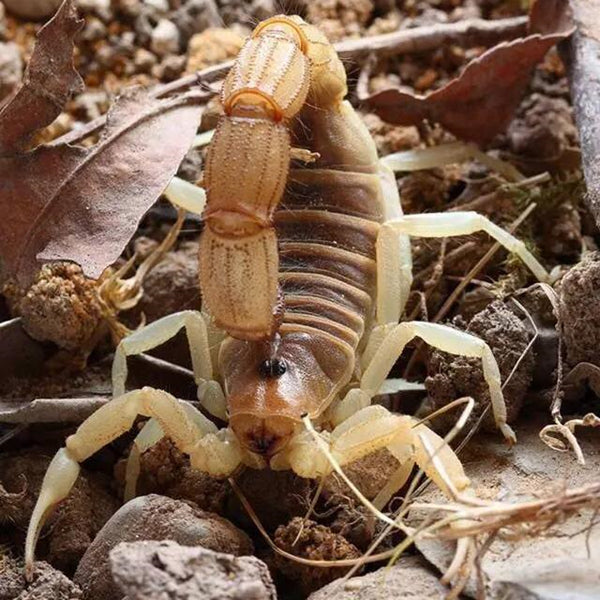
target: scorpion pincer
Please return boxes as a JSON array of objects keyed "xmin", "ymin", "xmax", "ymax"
[{"xmin": 25, "ymin": 15, "xmax": 549, "ymax": 584}]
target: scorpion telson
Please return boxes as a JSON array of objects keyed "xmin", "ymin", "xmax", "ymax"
[{"xmin": 26, "ymin": 15, "xmax": 550, "ymax": 586}]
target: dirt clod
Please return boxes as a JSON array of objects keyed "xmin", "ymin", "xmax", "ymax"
[
  {"xmin": 74, "ymin": 494, "xmax": 252, "ymax": 600},
  {"xmin": 559, "ymin": 252, "xmax": 600, "ymax": 367},
  {"xmin": 424, "ymin": 300, "xmax": 536, "ymax": 432},
  {"xmin": 3, "ymin": 263, "xmax": 103, "ymax": 352},
  {"xmin": 0, "ymin": 557, "xmax": 82, "ymax": 600},
  {"xmin": 273, "ymin": 517, "xmax": 362, "ymax": 595},
  {"xmin": 131, "ymin": 437, "xmax": 228, "ymax": 514},
  {"xmin": 507, "ymin": 93, "xmax": 578, "ymax": 161},
  {"xmin": 110, "ymin": 540, "xmax": 276, "ymax": 600}
]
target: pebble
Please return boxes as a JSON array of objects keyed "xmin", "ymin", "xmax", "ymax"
[
  {"xmin": 73, "ymin": 494, "xmax": 253, "ymax": 600},
  {"xmin": 150, "ymin": 19, "xmax": 180, "ymax": 57},
  {"xmin": 110, "ymin": 541, "xmax": 277, "ymax": 600},
  {"xmin": 0, "ymin": 42, "xmax": 22, "ymax": 101}
]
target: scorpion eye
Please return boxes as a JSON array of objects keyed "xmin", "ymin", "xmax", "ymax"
[{"xmin": 258, "ymin": 358, "xmax": 287, "ymax": 378}]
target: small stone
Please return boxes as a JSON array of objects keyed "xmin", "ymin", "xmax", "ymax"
[
  {"xmin": 2, "ymin": 0, "xmax": 62, "ymax": 20},
  {"xmin": 74, "ymin": 495, "xmax": 252, "ymax": 600},
  {"xmin": 151, "ymin": 19, "xmax": 180, "ymax": 57},
  {"xmin": 80, "ymin": 17, "xmax": 107, "ymax": 43},
  {"xmin": 307, "ymin": 556, "xmax": 448, "ymax": 599},
  {"xmin": 133, "ymin": 48, "xmax": 158, "ymax": 73},
  {"xmin": 171, "ymin": 0, "xmax": 222, "ymax": 44},
  {"xmin": 144, "ymin": 0, "xmax": 169, "ymax": 13},
  {"xmin": 0, "ymin": 42, "xmax": 22, "ymax": 101},
  {"xmin": 186, "ymin": 27, "xmax": 245, "ymax": 73},
  {"xmin": 76, "ymin": 0, "xmax": 112, "ymax": 21},
  {"xmin": 110, "ymin": 540, "xmax": 276, "ymax": 600},
  {"xmin": 153, "ymin": 54, "xmax": 186, "ymax": 81}
]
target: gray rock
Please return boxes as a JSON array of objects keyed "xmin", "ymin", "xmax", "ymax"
[
  {"xmin": 0, "ymin": 42, "xmax": 22, "ymax": 101},
  {"xmin": 151, "ymin": 19, "xmax": 180, "ymax": 57},
  {"xmin": 307, "ymin": 556, "xmax": 449, "ymax": 599},
  {"xmin": 74, "ymin": 494, "xmax": 252, "ymax": 600},
  {"xmin": 170, "ymin": 0, "xmax": 221, "ymax": 44},
  {"xmin": 110, "ymin": 540, "xmax": 277, "ymax": 600},
  {"xmin": 0, "ymin": 558, "xmax": 82, "ymax": 600}
]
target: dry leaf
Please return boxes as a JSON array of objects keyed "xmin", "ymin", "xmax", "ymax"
[
  {"xmin": 529, "ymin": 0, "xmax": 574, "ymax": 37},
  {"xmin": 0, "ymin": 0, "xmax": 83, "ymax": 154},
  {"xmin": 0, "ymin": 88, "xmax": 204, "ymax": 285},
  {"xmin": 365, "ymin": 13, "xmax": 573, "ymax": 145}
]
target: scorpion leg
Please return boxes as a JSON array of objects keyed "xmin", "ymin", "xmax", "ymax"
[
  {"xmin": 387, "ymin": 211, "xmax": 549, "ymax": 282},
  {"xmin": 124, "ymin": 400, "xmax": 228, "ymax": 500},
  {"xmin": 113, "ymin": 310, "xmax": 227, "ymax": 421},
  {"xmin": 163, "ymin": 176, "xmax": 207, "ymax": 215},
  {"xmin": 25, "ymin": 387, "xmax": 242, "ymax": 575},
  {"xmin": 284, "ymin": 405, "xmax": 476, "ymax": 583},
  {"xmin": 360, "ymin": 321, "xmax": 515, "ymax": 443}
]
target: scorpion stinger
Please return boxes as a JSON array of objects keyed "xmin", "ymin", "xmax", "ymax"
[{"xmin": 199, "ymin": 17, "xmax": 313, "ymax": 342}]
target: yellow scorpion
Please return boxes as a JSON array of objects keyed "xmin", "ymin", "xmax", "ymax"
[{"xmin": 26, "ymin": 15, "xmax": 548, "ymax": 584}]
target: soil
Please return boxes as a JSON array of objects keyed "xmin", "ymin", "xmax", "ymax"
[{"xmin": 1, "ymin": 1, "xmax": 599, "ymax": 599}]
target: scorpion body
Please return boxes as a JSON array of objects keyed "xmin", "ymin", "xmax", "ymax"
[{"xmin": 26, "ymin": 15, "xmax": 550, "ymax": 587}]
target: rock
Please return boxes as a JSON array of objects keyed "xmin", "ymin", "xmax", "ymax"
[
  {"xmin": 305, "ymin": 0, "xmax": 374, "ymax": 41},
  {"xmin": 133, "ymin": 47, "xmax": 157, "ymax": 73},
  {"xmin": 307, "ymin": 556, "xmax": 448, "ymax": 600},
  {"xmin": 76, "ymin": 0, "xmax": 112, "ymax": 21},
  {"xmin": 110, "ymin": 540, "xmax": 276, "ymax": 600},
  {"xmin": 74, "ymin": 494, "xmax": 252, "ymax": 600},
  {"xmin": 2, "ymin": 0, "xmax": 62, "ymax": 20},
  {"xmin": 151, "ymin": 19, "xmax": 180, "ymax": 57},
  {"xmin": 0, "ymin": 557, "xmax": 82, "ymax": 600},
  {"xmin": 217, "ymin": 0, "xmax": 276, "ymax": 27},
  {"xmin": 0, "ymin": 452, "xmax": 118, "ymax": 574},
  {"xmin": 508, "ymin": 94, "xmax": 578, "ymax": 161},
  {"xmin": 171, "ymin": 0, "xmax": 222, "ymax": 45},
  {"xmin": 153, "ymin": 54, "xmax": 186, "ymax": 81},
  {"xmin": 559, "ymin": 252, "xmax": 600, "ymax": 367},
  {"xmin": 489, "ymin": 559, "xmax": 600, "ymax": 600},
  {"xmin": 273, "ymin": 518, "xmax": 362, "ymax": 595},
  {"xmin": 412, "ymin": 414, "xmax": 600, "ymax": 599},
  {"xmin": 186, "ymin": 27, "xmax": 245, "ymax": 74},
  {"xmin": 0, "ymin": 42, "xmax": 22, "ymax": 101},
  {"xmin": 424, "ymin": 300, "xmax": 536, "ymax": 433}
]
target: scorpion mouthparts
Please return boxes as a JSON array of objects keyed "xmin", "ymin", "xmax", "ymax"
[{"xmin": 230, "ymin": 414, "xmax": 295, "ymax": 457}]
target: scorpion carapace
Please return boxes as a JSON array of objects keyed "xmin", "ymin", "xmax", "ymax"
[{"xmin": 200, "ymin": 15, "xmax": 347, "ymax": 342}]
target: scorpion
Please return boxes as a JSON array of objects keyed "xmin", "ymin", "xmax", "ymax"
[{"xmin": 26, "ymin": 14, "xmax": 549, "ymax": 585}]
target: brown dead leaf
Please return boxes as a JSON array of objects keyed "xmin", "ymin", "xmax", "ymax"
[
  {"xmin": 0, "ymin": 0, "xmax": 83, "ymax": 154},
  {"xmin": 0, "ymin": 88, "xmax": 204, "ymax": 285},
  {"xmin": 366, "ymin": 24, "xmax": 573, "ymax": 145},
  {"xmin": 529, "ymin": 0, "xmax": 574, "ymax": 37}
]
